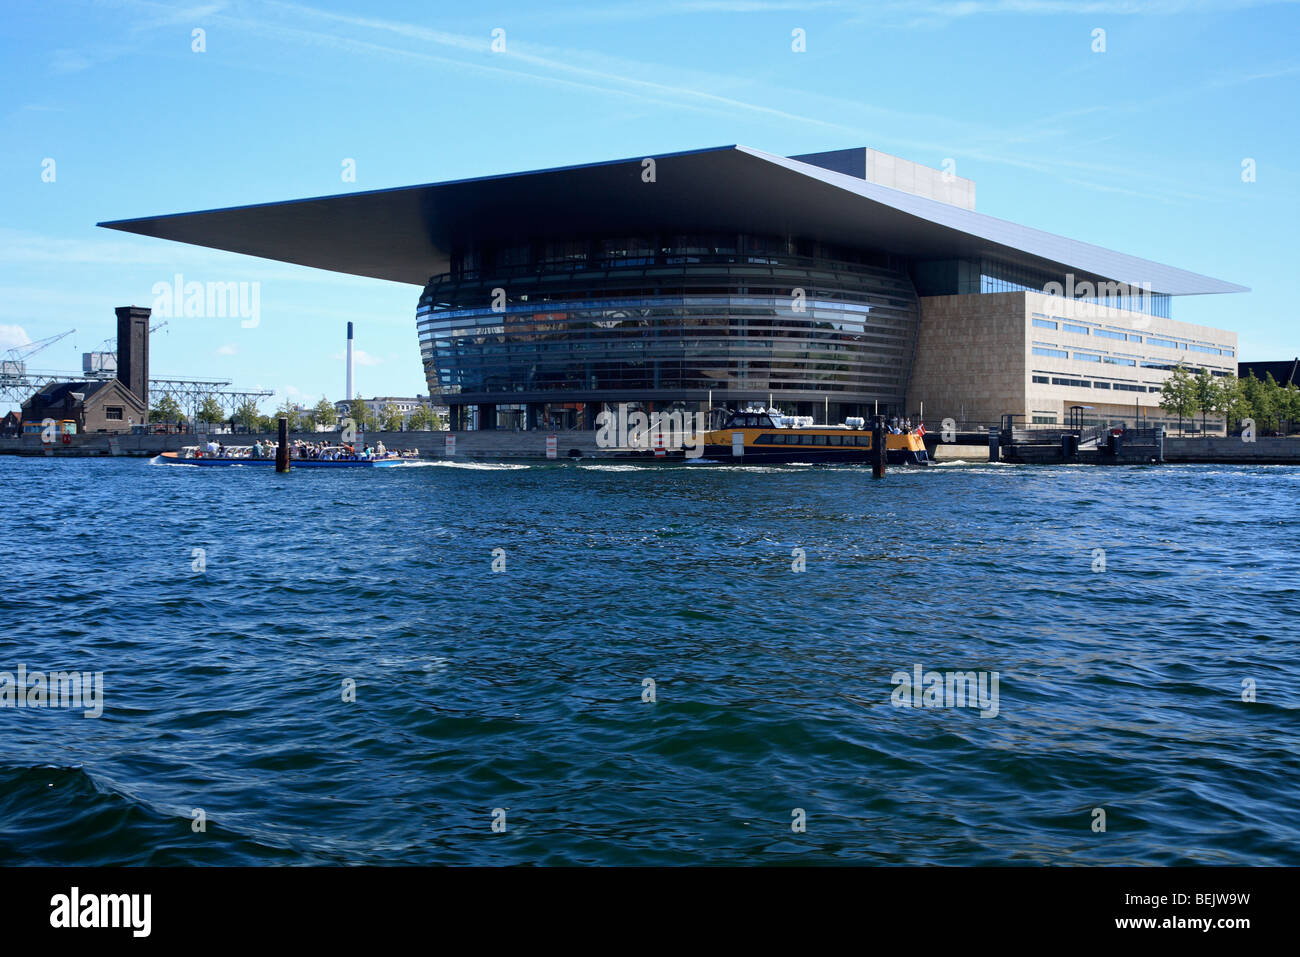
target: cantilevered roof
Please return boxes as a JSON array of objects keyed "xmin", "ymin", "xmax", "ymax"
[{"xmin": 99, "ymin": 145, "xmax": 1246, "ymax": 296}]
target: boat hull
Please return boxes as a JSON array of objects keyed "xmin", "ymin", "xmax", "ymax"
[
  {"xmin": 699, "ymin": 445, "xmax": 928, "ymax": 465},
  {"xmin": 156, "ymin": 452, "xmax": 408, "ymax": 468}
]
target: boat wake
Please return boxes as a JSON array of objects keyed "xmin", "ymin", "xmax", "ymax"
[{"xmin": 423, "ymin": 461, "xmax": 532, "ymax": 470}]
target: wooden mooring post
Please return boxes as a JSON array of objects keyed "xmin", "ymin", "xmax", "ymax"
[
  {"xmin": 871, "ymin": 415, "xmax": 887, "ymax": 479},
  {"xmin": 276, "ymin": 416, "xmax": 290, "ymax": 473}
]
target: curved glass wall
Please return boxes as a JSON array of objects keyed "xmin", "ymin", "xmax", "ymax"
[{"xmin": 416, "ymin": 235, "xmax": 920, "ymax": 425}]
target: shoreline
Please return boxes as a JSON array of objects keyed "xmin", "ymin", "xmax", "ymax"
[{"xmin": 3, "ymin": 431, "xmax": 1299, "ymax": 465}]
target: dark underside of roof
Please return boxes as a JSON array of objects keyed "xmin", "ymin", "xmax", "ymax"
[{"xmin": 99, "ymin": 145, "xmax": 1247, "ymax": 296}]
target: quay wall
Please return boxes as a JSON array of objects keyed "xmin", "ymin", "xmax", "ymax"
[
  {"xmin": 1164, "ymin": 437, "xmax": 1300, "ymax": 464},
  {"xmin": 4, "ymin": 432, "xmax": 1299, "ymax": 465},
  {"xmin": 0, "ymin": 430, "xmax": 605, "ymax": 459}
]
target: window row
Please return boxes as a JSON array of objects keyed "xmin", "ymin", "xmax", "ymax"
[{"xmin": 756, "ymin": 433, "xmax": 870, "ymax": 446}]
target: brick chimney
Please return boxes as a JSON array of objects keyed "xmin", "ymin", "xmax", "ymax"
[{"xmin": 115, "ymin": 305, "xmax": 150, "ymax": 409}]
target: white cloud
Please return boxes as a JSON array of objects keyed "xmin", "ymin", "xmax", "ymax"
[
  {"xmin": 215, "ymin": 343, "xmax": 238, "ymax": 356},
  {"xmin": 0, "ymin": 324, "xmax": 32, "ymax": 351},
  {"xmin": 331, "ymin": 349, "xmax": 381, "ymax": 366}
]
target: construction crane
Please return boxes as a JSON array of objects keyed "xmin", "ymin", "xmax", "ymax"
[
  {"xmin": 94, "ymin": 318, "xmax": 168, "ymax": 352},
  {"xmin": 2, "ymin": 328, "xmax": 76, "ymax": 371},
  {"xmin": 1, "ymin": 328, "xmax": 77, "ymax": 407}
]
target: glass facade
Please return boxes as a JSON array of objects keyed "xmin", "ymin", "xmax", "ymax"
[
  {"xmin": 417, "ymin": 235, "xmax": 920, "ymax": 426},
  {"xmin": 912, "ymin": 257, "xmax": 1172, "ymax": 317}
]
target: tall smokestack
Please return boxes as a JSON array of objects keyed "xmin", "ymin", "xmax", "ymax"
[
  {"xmin": 346, "ymin": 321, "xmax": 354, "ymax": 402},
  {"xmin": 115, "ymin": 305, "xmax": 150, "ymax": 409}
]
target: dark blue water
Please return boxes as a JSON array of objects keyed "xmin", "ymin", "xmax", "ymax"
[{"xmin": 1, "ymin": 456, "xmax": 1297, "ymax": 865}]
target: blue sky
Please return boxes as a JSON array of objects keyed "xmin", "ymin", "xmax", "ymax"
[{"xmin": 2, "ymin": 0, "xmax": 1298, "ymax": 414}]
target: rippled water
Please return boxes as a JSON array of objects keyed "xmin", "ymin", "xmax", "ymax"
[{"xmin": 1, "ymin": 456, "xmax": 1297, "ymax": 865}]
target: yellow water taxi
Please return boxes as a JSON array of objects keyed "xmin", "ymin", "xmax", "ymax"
[{"xmin": 701, "ymin": 409, "xmax": 929, "ymax": 465}]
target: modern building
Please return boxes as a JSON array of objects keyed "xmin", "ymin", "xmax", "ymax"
[
  {"xmin": 21, "ymin": 306, "xmax": 150, "ymax": 433},
  {"xmin": 1238, "ymin": 358, "xmax": 1298, "ymax": 387},
  {"xmin": 100, "ymin": 145, "xmax": 1246, "ymax": 431}
]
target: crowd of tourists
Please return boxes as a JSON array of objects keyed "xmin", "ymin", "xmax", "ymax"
[{"xmin": 186, "ymin": 439, "xmax": 418, "ymax": 460}]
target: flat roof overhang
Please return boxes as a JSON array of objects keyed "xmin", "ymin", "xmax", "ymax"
[{"xmin": 98, "ymin": 145, "xmax": 1247, "ymax": 296}]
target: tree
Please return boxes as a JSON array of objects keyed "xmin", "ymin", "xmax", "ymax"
[
  {"xmin": 150, "ymin": 395, "xmax": 183, "ymax": 423},
  {"xmin": 379, "ymin": 402, "xmax": 404, "ymax": 431},
  {"xmin": 406, "ymin": 406, "xmax": 433, "ymax": 431},
  {"xmin": 313, "ymin": 396, "xmax": 338, "ymax": 429},
  {"xmin": 197, "ymin": 396, "xmax": 225, "ymax": 425},
  {"xmin": 1191, "ymin": 368, "xmax": 1221, "ymax": 436},
  {"xmin": 349, "ymin": 399, "xmax": 374, "ymax": 431},
  {"xmin": 276, "ymin": 399, "xmax": 301, "ymax": 432},
  {"xmin": 1277, "ymin": 383, "xmax": 1300, "ymax": 435},
  {"xmin": 1159, "ymin": 362, "xmax": 1198, "ymax": 436},
  {"xmin": 1212, "ymin": 374, "xmax": 1249, "ymax": 434},
  {"xmin": 233, "ymin": 398, "xmax": 261, "ymax": 433}
]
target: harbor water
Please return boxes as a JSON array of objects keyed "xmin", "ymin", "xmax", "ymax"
[{"xmin": 1, "ymin": 456, "xmax": 1297, "ymax": 865}]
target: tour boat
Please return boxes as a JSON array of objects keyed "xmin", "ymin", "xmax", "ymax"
[
  {"xmin": 156, "ymin": 445, "xmax": 415, "ymax": 468},
  {"xmin": 698, "ymin": 408, "xmax": 930, "ymax": 465}
]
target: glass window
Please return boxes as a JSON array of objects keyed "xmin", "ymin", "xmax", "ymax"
[
  {"xmin": 1032, "ymin": 318, "xmax": 1058, "ymax": 330},
  {"xmin": 1032, "ymin": 347, "xmax": 1068, "ymax": 359},
  {"xmin": 1062, "ymin": 323, "xmax": 1089, "ymax": 335},
  {"xmin": 1074, "ymin": 353, "xmax": 1101, "ymax": 362}
]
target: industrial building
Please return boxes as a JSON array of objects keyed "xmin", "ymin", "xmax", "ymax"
[
  {"xmin": 99, "ymin": 145, "xmax": 1246, "ymax": 431},
  {"xmin": 20, "ymin": 306, "xmax": 150, "ymax": 433}
]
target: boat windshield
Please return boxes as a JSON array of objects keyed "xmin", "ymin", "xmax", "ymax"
[{"xmin": 724, "ymin": 411, "xmax": 775, "ymax": 429}]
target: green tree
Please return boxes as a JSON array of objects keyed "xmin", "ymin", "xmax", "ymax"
[
  {"xmin": 313, "ymin": 396, "xmax": 338, "ymax": 429},
  {"xmin": 406, "ymin": 406, "xmax": 433, "ymax": 431},
  {"xmin": 276, "ymin": 399, "xmax": 301, "ymax": 432},
  {"xmin": 1158, "ymin": 362, "xmax": 1198, "ymax": 436},
  {"xmin": 348, "ymin": 399, "xmax": 374, "ymax": 431},
  {"xmin": 1207, "ymin": 373, "xmax": 1245, "ymax": 436},
  {"xmin": 233, "ymin": 398, "xmax": 261, "ymax": 433},
  {"xmin": 1239, "ymin": 374, "xmax": 1271, "ymax": 433},
  {"xmin": 379, "ymin": 402, "xmax": 404, "ymax": 431},
  {"xmin": 197, "ymin": 396, "xmax": 225, "ymax": 425},
  {"xmin": 255, "ymin": 413, "xmax": 276, "ymax": 433},
  {"xmin": 1277, "ymin": 383, "xmax": 1300, "ymax": 435},
  {"xmin": 1191, "ymin": 368, "xmax": 1223, "ymax": 436},
  {"xmin": 150, "ymin": 394, "xmax": 183, "ymax": 423}
]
